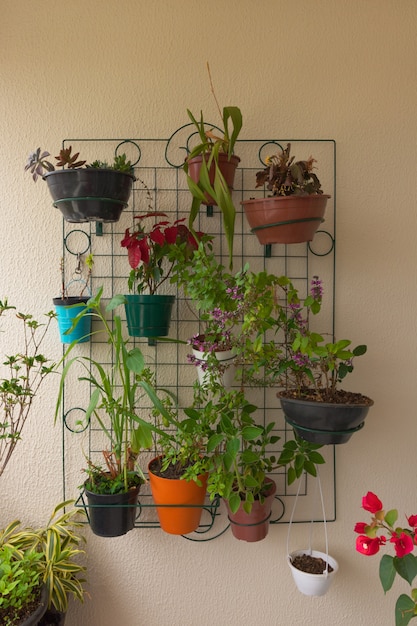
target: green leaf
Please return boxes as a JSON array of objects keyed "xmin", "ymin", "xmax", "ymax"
[
  {"xmin": 207, "ymin": 433, "xmax": 224, "ymax": 453},
  {"xmin": 228, "ymin": 492, "xmax": 241, "ymax": 515},
  {"xmin": 395, "ymin": 554, "xmax": 417, "ymax": 586},
  {"xmin": 353, "ymin": 344, "xmax": 367, "ymax": 356},
  {"xmin": 380, "ymin": 554, "xmax": 396, "ymax": 592},
  {"xmin": 395, "ymin": 594, "xmax": 417, "ymax": 626},
  {"xmin": 126, "ymin": 348, "xmax": 145, "ymax": 374},
  {"xmin": 385, "ymin": 509, "xmax": 398, "ymax": 528},
  {"xmin": 241, "ymin": 425, "xmax": 263, "ymax": 441}
]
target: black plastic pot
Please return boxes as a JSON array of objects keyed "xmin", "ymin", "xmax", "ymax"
[
  {"xmin": 83, "ymin": 484, "xmax": 140, "ymax": 537},
  {"xmin": 20, "ymin": 585, "xmax": 48, "ymax": 626},
  {"xmin": 38, "ymin": 606, "xmax": 66, "ymax": 626},
  {"xmin": 279, "ymin": 393, "xmax": 373, "ymax": 445},
  {"xmin": 43, "ymin": 168, "xmax": 136, "ymax": 223}
]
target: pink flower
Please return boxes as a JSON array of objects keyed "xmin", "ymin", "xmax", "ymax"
[
  {"xmin": 362, "ymin": 492, "xmax": 383, "ymax": 514},
  {"xmin": 356, "ymin": 535, "xmax": 384, "ymax": 556},
  {"xmin": 390, "ymin": 532, "xmax": 414, "ymax": 557},
  {"xmin": 354, "ymin": 522, "xmax": 368, "ymax": 534},
  {"xmin": 407, "ymin": 515, "xmax": 417, "ymax": 528}
]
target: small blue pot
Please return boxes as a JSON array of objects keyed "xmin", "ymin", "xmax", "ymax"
[{"xmin": 53, "ymin": 297, "xmax": 91, "ymax": 344}]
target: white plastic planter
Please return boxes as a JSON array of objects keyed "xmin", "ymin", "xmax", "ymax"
[{"xmin": 288, "ymin": 549, "xmax": 338, "ymax": 596}]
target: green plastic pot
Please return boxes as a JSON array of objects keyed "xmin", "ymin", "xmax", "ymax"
[{"xmin": 124, "ymin": 294, "xmax": 175, "ymax": 338}]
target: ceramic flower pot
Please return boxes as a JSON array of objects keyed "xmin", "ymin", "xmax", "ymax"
[
  {"xmin": 278, "ymin": 392, "xmax": 373, "ymax": 445},
  {"xmin": 148, "ymin": 457, "xmax": 208, "ymax": 535},
  {"xmin": 186, "ymin": 153, "xmax": 240, "ymax": 205},
  {"xmin": 124, "ymin": 294, "xmax": 175, "ymax": 338},
  {"xmin": 53, "ymin": 297, "xmax": 91, "ymax": 344},
  {"xmin": 241, "ymin": 194, "xmax": 330, "ymax": 245},
  {"xmin": 288, "ymin": 549, "xmax": 338, "ymax": 596},
  {"xmin": 43, "ymin": 168, "xmax": 135, "ymax": 223},
  {"xmin": 83, "ymin": 483, "xmax": 141, "ymax": 537},
  {"xmin": 225, "ymin": 479, "xmax": 277, "ymax": 542}
]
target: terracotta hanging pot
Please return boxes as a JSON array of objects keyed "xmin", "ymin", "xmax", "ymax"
[
  {"xmin": 148, "ymin": 456, "xmax": 208, "ymax": 535},
  {"xmin": 278, "ymin": 391, "xmax": 373, "ymax": 445},
  {"xmin": 225, "ymin": 479, "xmax": 276, "ymax": 542},
  {"xmin": 187, "ymin": 153, "xmax": 240, "ymax": 205},
  {"xmin": 241, "ymin": 194, "xmax": 330, "ymax": 245}
]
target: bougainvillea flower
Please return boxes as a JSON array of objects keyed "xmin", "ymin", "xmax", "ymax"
[
  {"xmin": 356, "ymin": 535, "xmax": 385, "ymax": 556},
  {"xmin": 362, "ymin": 492, "xmax": 383, "ymax": 514},
  {"xmin": 354, "ymin": 522, "xmax": 368, "ymax": 534},
  {"xmin": 407, "ymin": 515, "xmax": 417, "ymax": 528},
  {"xmin": 390, "ymin": 532, "xmax": 414, "ymax": 557}
]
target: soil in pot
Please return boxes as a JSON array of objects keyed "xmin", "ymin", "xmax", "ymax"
[{"xmin": 291, "ymin": 553, "xmax": 334, "ymax": 574}]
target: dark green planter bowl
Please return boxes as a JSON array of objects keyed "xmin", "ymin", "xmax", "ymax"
[
  {"xmin": 124, "ymin": 294, "xmax": 175, "ymax": 338},
  {"xmin": 44, "ymin": 168, "xmax": 136, "ymax": 223}
]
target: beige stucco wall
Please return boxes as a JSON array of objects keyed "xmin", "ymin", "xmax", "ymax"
[{"xmin": 1, "ymin": 1, "xmax": 416, "ymax": 624}]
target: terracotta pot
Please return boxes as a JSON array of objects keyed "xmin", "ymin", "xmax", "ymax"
[
  {"xmin": 187, "ymin": 153, "xmax": 240, "ymax": 205},
  {"xmin": 278, "ymin": 392, "xmax": 373, "ymax": 445},
  {"xmin": 148, "ymin": 457, "xmax": 208, "ymax": 535},
  {"xmin": 241, "ymin": 194, "xmax": 330, "ymax": 245},
  {"xmin": 226, "ymin": 479, "xmax": 276, "ymax": 542},
  {"xmin": 288, "ymin": 549, "xmax": 338, "ymax": 596}
]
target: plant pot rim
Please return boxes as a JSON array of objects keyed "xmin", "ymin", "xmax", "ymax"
[
  {"xmin": 278, "ymin": 390, "xmax": 374, "ymax": 408},
  {"xmin": 43, "ymin": 168, "xmax": 136, "ymax": 182},
  {"xmin": 53, "ymin": 296, "xmax": 90, "ymax": 305},
  {"xmin": 186, "ymin": 152, "xmax": 241, "ymax": 165},
  {"xmin": 241, "ymin": 193, "xmax": 331, "ymax": 205}
]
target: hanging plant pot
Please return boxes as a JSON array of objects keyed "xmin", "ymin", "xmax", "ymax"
[
  {"xmin": 278, "ymin": 391, "xmax": 373, "ymax": 445},
  {"xmin": 190, "ymin": 335, "xmax": 236, "ymax": 388},
  {"xmin": 83, "ymin": 483, "xmax": 141, "ymax": 537},
  {"xmin": 43, "ymin": 168, "xmax": 136, "ymax": 223},
  {"xmin": 288, "ymin": 550, "xmax": 338, "ymax": 596},
  {"xmin": 124, "ymin": 294, "xmax": 175, "ymax": 338},
  {"xmin": 226, "ymin": 479, "xmax": 276, "ymax": 542},
  {"xmin": 53, "ymin": 297, "xmax": 91, "ymax": 344},
  {"xmin": 148, "ymin": 457, "xmax": 208, "ymax": 535},
  {"xmin": 241, "ymin": 194, "xmax": 330, "ymax": 245},
  {"xmin": 186, "ymin": 153, "xmax": 240, "ymax": 205}
]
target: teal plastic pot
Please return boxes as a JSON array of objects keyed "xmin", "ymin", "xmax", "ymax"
[
  {"xmin": 124, "ymin": 294, "xmax": 175, "ymax": 338},
  {"xmin": 53, "ymin": 297, "xmax": 91, "ymax": 344}
]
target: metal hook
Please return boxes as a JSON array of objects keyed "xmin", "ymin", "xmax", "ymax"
[{"xmin": 74, "ymin": 253, "xmax": 82, "ymax": 275}]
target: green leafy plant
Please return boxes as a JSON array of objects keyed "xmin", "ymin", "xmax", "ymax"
[
  {"xmin": 355, "ymin": 492, "xmax": 417, "ymax": 626},
  {"xmin": 0, "ymin": 545, "xmax": 43, "ymax": 625},
  {"xmin": 0, "ymin": 299, "xmax": 55, "ymax": 478},
  {"xmin": 183, "ymin": 63, "xmax": 242, "ymax": 268},
  {"xmin": 0, "ymin": 501, "xmax": 87, "ymax": 618},
  {"xmin": 55, "ymin": 288, "xmax": 156, "ymax": 494},
  {"xmin": 255, "ymin": 142, "xmax": 323, "ymax": 196},
  {"xmin": 25, "ymin": 146, "xmax": 133, "ymax": 182}
]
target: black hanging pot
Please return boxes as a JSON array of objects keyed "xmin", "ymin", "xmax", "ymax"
[
  {"xmin": 43, "ymin": 168, "xmax": 136, "ymax": 223},
  {"xmin": 278, "ymin": 392, "xmax": 373, "ymax": 445},
  {"xmin": 83, "ymin": 483, "xmax": 141, "ymax": 537}
]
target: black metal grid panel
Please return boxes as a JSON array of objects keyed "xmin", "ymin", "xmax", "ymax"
[{"xmin": 59, "ymin": 134, "xmax": 336, "ymax": 535}]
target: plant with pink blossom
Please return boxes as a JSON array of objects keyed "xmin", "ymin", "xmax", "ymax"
[{"xmin": 355, "ymin": 491, "xmax": 417, "ymax": 626}]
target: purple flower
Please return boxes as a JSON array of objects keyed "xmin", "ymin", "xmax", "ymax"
[{"xmin": 310, "ymin": 275, "xmax": 323, "ymax": 299}]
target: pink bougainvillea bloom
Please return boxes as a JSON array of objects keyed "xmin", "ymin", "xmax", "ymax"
[
  {"xmin": 407, "ymin": 515, "xmax": 417, "ymax": 528},
  {"xmin": 354, "ymin": 522, "xmax": 368, "ymax": 534},
  {"xmin": 362, "ymin": 492, "xmax": 383, "ymax": 514},
  {"xmin": 390, "ymin": 532, "xmax": 414, "ymax": 557},
  {"xmin": 356, "ymin": 535, "xmax": 384, "ymax": 556}
]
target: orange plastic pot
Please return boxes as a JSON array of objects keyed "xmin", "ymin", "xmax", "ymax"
[
  {"xmin": 242, "ymin": 194, "xmax": 330, "ymax": 245},
  {"xmin": 187, "ymin": 153, "xmax": 240, "ymax": 205},
  {"xmin": 148, "ymin": 457, "xmax": 208, "ymax": 535}
]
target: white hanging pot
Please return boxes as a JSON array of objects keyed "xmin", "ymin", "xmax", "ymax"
[
  {"xmin": 287, "ymin": 549, "xmax": 338, "ymax": 596},
  {"xmin": 191, "ymin": 346, "xmax": 236, "ymax": 388}
]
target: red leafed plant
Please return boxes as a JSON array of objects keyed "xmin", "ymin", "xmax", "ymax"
[{"xmin": 121, "ymin": 212, "xmax": 203, "ymax": 295}]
